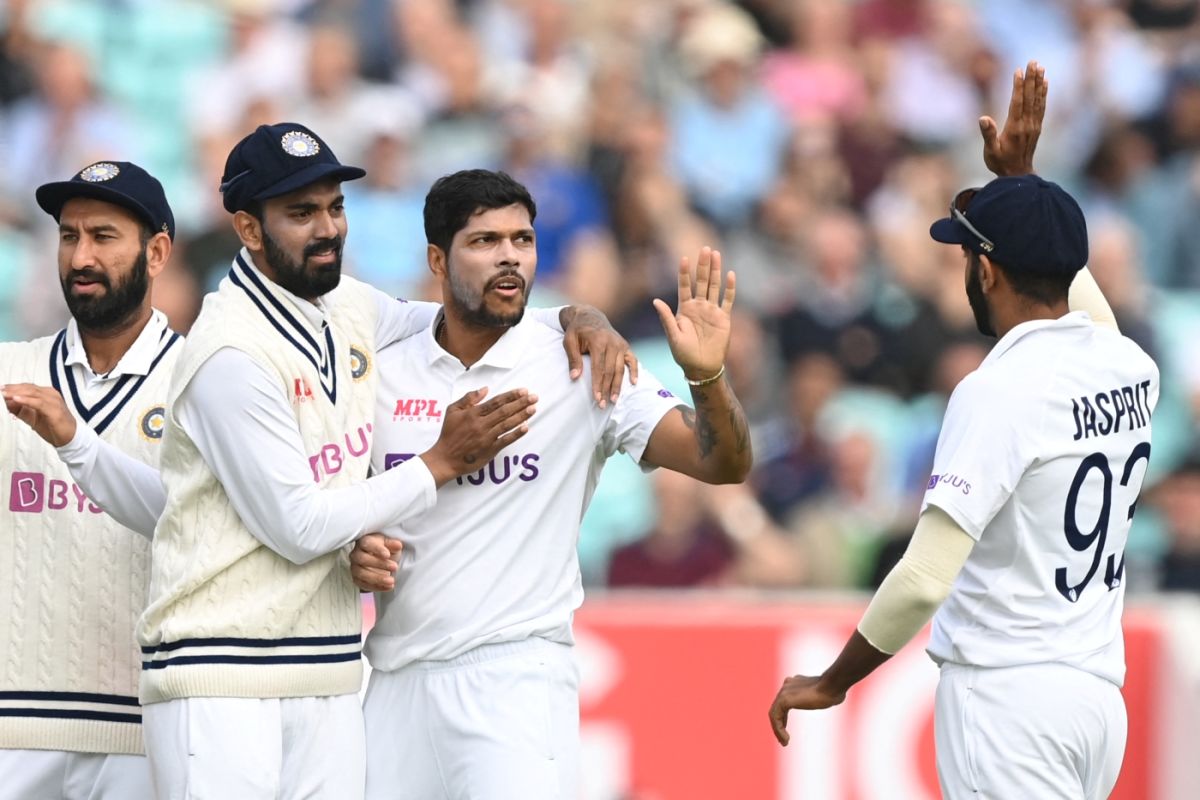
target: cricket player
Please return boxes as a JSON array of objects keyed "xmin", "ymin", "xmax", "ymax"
[
  {"xmin": 348, "ymin": 169, "xmax": 753, "ymax": 799},
  {"xmin": 0, "ymin": 161, "xmax": 178, "ymax": 799},
  {"xmin": 10, "ymin": 124, "xmax": 634, "ymax": 799},
  {"xmin": 768, "ymin": 65, "xmax": 1159, "ymax": 799}
]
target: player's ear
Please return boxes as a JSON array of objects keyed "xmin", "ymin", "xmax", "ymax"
[
  {"xmin": 427, "ymin": 244, "xmax": 446, "ymax": 279},
  {"xmin": 144, "ymin": 231, "xmax": 172, "ymax": 280},
  {"xmin": 232, "ymin": 210, "xmax": 264, "ymax": 252},
  {"xmin": 978, "ymin": 254, "xmax": 999, "ymax": 292}
]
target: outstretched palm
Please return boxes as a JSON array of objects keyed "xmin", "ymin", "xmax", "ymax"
[
  {"xmin": 980, "ymin": 59, "xmax": 1047, "ymax": 177},
  {"xmin": 653, "ymin": 247, "xmax": 735, "ymax": 379}
]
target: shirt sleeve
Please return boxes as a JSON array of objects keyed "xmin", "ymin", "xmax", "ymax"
[
  {"xmin": 373, "ymin": 289, "xmax": 441, "ymax": 348},
  {"xmin": 920, "ymin": 371, "xmax": 1032, "ymax": 540},
  {"xmin": 56, "ymin": 425, "xmax": 165, "ymax": 539},
  {"xmin": 176, "ymin": 348, "xmax": 437, "ymax": 564},
  {"xmin": 525, "ymin": 306, "xmax": 567, "ymax": 333},
  {"xmin": 599, "ymin": 362, "xmax": 687, "ymax": 468}
]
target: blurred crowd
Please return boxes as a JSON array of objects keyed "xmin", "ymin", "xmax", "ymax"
[{"xmin": 4, "ymin": 0, "xmax": 1200, "ymax": 593}]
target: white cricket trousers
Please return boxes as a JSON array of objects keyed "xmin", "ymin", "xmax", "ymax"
[
  {"xmin": 142, "ymin": 694, "xmax": 365, "ymax": 799},
  {"xmin": 363, "ymin": 637, "xmax": 579, "ymax": 800},
  {"xmin": 0, "ymin": 750, "xmax": 152, "ymax": 799},
  {"xmin": 935, "ymin": 662, "xmax": 1127, "ymax": 799}
]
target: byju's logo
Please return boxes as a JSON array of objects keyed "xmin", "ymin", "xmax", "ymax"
[
  {"xmin": 456, "ymin": 453, "xmax": 540, "ymax": 487},
  {"xmin": 8, "ymin": 472, "xmax": 102, "ymax": 514},
  {"xmin": 9, "ymin": 472, "xmax": 44, "ymax": 512},
  {"xmin": 926, "ymin": 473, "xmax": 972, "ymax": 495},
  {"xmin": 307, "ymin": 423, "xmax": 373, "ymax": 483},
  {"xmin": 384, "ymin": 453, "xmax": 414, "ymax": 470},
  {"xmin": 392, "ymin": 398, "xmax": 443, "ymax": 421}
]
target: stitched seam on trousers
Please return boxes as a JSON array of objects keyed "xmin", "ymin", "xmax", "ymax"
[
  {"xmin": 961, "ymin": 677, "xmax": 981, "ymax": 794},
  {"xmin": 422, "ymin": 685, "xmax": 452, "ymax": 800}
]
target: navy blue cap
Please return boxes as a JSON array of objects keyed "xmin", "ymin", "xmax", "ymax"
[
  {"xmin": 930, "ymin": 175, "xmax": 1088, "ymax": 275},
  {"xmin": 36, "ymin": 161, "xmax": 175, "ymax": 239},
  {"xmin": 219, "ymin": 122, "xmax": 366, "ymax": 213}
]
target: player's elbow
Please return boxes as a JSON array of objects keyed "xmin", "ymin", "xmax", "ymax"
[
  {"xmin": 704, "ymin": 451, "xmax": 754, "ymax": 484},
  {"xmin": 260, "ymin": 518, "xmax": 335, "ymax": 565},
  {"xmin": 908, "ymin": 576, "xmax": 954, "ymax": 617},
  {"xmin": 270, "ymin": 539, "xmax": 327, "ymax": 566}
]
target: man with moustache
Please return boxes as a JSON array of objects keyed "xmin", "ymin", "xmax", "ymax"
[
  {"xmin": 8, "ymin": 124, "xmax": 634, "ymax": 799},
  {"xmin": 768, "ymin": 65, "xmax": 1159, "ymax": 799},
  {"xmin": 0, "ymin": 161, "xmax": 178, "ymax": 798},
  {"xmin": 348, "ymin": 169, "xmax": 753, "ymax": 799}
]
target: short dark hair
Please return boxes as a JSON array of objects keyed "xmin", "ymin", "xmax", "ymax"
[
  {"xmin": 423, "ymin": 170, "xmax": 537, "ymax": 255},
  {"xmin": 241, "ymin": 199, "xmax": 264, "ymax": 221},
  {"xmin": 999, "ymin": 262, "xmax": 1075, "ymax": 306}
]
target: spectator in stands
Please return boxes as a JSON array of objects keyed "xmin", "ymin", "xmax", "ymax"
[
  {"xmin": 608, "ymin": 470, "xmax": 734, "ymax": 588},
  {"xmin": 669, "ymin": 2, "xmax": 790, "ymax": 230},
  {"xmin": 1151, "ymin": 454, "xmax": 1200, "ymax": 591}
]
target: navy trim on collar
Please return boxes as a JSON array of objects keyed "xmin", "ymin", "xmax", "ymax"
[
  {"xmin": 229, "ymin": 255, "xmax": 337, "ymax": 404},
  {"xmin": 49, "ymin": 327, "xmax": 181, "ymax": 436}
]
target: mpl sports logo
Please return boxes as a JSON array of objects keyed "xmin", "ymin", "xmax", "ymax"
[
  {"xmin": 392, "ymin": 398, "xmax": 443, "ymax": 422},
  {"xmin": 8, "ymin": 472, "xmax": 102, "ymax": 514}
]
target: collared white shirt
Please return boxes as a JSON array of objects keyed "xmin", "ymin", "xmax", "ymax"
[
  {"xmin": 364, "ymin": 314, "xmax": 685, "ymax": 671},
  {"xmin": 56, "ymin": 252, "xmax": 568, "ymax": 558},
  {"xmin": 61, "ymin": 309, "xmax": 172, "ymax": 402},
  {"xmin": 922, "ymin": 312, "xmax": 1159, "ymax": 686}
]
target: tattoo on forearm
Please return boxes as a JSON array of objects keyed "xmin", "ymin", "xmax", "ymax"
[
  {"xmin": 730, "ymin": 400, "xmax": 750, "ymax": 455},
  {"xmin": 681, "ymin": 407, "xmax": 697, "ymax": 430},
  {"xmin": 687, "ymin": 385, "xmax": 718, "ymax": 459},
  {"xmin": 696, "ymin": 415, "xmax": 718, "ymax": 458}
]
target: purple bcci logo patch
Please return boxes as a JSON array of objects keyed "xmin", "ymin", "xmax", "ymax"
[{"xmin": 9, "ymin": 472, "xmax": 45, "ymax": 512}]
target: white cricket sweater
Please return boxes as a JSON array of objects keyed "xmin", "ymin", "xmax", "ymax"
[
  {"xmin": 138, "ymin": 253, "xmax": 386, "ymax": 704},
  {"xmin": 0, "ymin": 316, "xmax": 180, "ymax": 754}
]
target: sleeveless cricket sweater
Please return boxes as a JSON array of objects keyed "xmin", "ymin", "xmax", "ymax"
[
  {"xmin": 0, "ymin": 326, "xmax": 181, "ymax": 754},
  {"xmin": 138, "ymin": 252, "xmax": 379, "ymax": 704}
]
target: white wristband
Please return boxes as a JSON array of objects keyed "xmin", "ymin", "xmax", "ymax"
[{"xmin": 685, "ymin": 365, "xmax": 725, "ymax": 387}]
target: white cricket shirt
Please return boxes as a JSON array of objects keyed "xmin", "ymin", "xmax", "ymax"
[
  {"xmin": 53, "ymin": 266, "xmax": 566, "ymax": 555},
  {"xmin": 364, "ymin": 314, "xmax": 684, "ymax": 671},
  {"xmin": 923, "ymin": 312, "xmax": 1159, "ymax": 686}
]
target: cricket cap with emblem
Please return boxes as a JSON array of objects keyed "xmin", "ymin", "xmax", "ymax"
[
  {"xmin": 219, "ymin": 122, "xmax": 366, "ymax": 213},
  {"xmin": 929, "ymin": 174, "xmax": 1088, "ymax": 276},
  {"xmin": 36, "ymin": 161, "xmax": 176, "ymax": 239}
]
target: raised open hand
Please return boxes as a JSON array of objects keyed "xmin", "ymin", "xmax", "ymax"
[
  {"xmin": 980, "ymin": 59, "xmax": 1047, "ymax": 177},
  {"xmin": 652, "ymin": 247, "xmax": 735, "ymax": 382}
]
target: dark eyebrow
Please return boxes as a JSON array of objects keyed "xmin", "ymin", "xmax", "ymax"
[
  {"xmin": 470, "ymin": 228, "xmax": 535, "ymax": 238},
  {"xmin": 285, "ymin": 195, "xmax": 345, "ymax": 212},
  {"xmin": 60, "ymin": 223, "xmax": 120, "ymax": 235}
]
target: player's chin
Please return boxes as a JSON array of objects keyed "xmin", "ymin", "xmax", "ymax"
[{"xmin": 485, "ymin": 298, "xmax": 526, "ymax": 324}]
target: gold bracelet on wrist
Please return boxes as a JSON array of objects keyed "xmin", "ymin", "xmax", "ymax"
[{"xmin": 685, "ymin": 364, "xmax": 725, "ymax": 387}]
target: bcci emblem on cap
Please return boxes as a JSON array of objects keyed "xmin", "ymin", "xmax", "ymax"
[
  {"xmin": 281, "ymin": 131, "xmax": 320, "ymax": 158},
  {"xmin": 80, "ymin": 163, "xmax": 120, "ymax": 182},
  {"xmin": 140, "ymin": 405, "xmax": 166, "ymax": 441}
]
